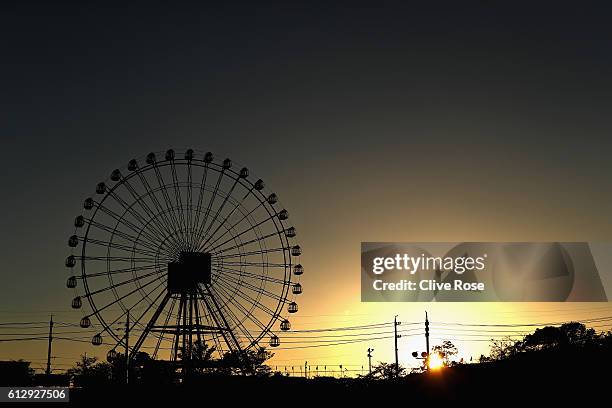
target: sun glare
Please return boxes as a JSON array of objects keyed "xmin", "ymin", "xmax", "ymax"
[{"xmin": 428, "ymin": 353, "xmax": 444, "ymax": 370}]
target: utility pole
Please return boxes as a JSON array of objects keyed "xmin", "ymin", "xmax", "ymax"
[
  {"xmin": 125, "ymin": 310, "xmax": 130, "ymax": 385},
  {"xmin": 425, "ymin": 311, "xmax": 430, "ymax": 358},
  {"xmin": 45, "ymin": 315, "xmax": 53, "ymax": 376},
  {"xmin": 394, "ymin": 315, "xmax": 401, "ymax": 378},
  {"xmin": 304, "ymin": 361, "xmax": 308, "ymax": 379},
  {"xmin": 367, "ymin": 348, "xmax": 374, "ymax": 374}
]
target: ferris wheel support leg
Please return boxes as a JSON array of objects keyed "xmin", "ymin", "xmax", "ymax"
[
  {"xmin": 209, "ymin": 288, "xmax": 252, "ymax": 375},
  {"xmin": 197, "ymin": 285, "xmax": 235, "ymax": 352},
  {"xmin": 181, "ymin": 291, "xmax": 190, "ymax": 381},
  {"xmin": 171, "ymin": 295, "xmax": 184, "ymax": 363},
  {"xmin": 130, "ymin": 291, "xmax": 172, "ymax": 357},
  {"xmin": 198, "ymin": 285, "xmax": 250, "ymax": 373},
  {"xmin": 188, "ymin": 294, "xmax": 194, "ymax": 367},
  {"xmin": 192, "ymin": 295, "xmax": 203, "ymax": 348}
]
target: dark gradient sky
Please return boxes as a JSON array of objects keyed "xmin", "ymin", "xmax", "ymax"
[{"xmin": 2, "ymin": 2, "xmax": 612, "ymax": 367}]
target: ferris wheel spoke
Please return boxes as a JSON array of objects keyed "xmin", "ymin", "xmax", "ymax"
[
  {"xmin": 79, "ymin": 263, "xmax": 159, "ymax": 279},
  {"xmin": 80, "ymin": 236, "xmax": 159, "ymax": 258},
  {"xmin": 151, "ymin": 165, "xmax": 181, "ymax": 231},
  {"xmin": 222, "ymin": 261, "xmax": 288, "ymax": 268},
  {"xmin": 133, "ymin": 166, "xmax": 178, "ymax": 239},
  {"xmin": 215, "ymin": 245, "xmax": 285, "ymax": 259},
  {"xmin": 218, "ymin": 298, "xmax": 256, "ymax": 345},
  {"xmin": 133, "ymin": 206, "xmax": 186, "ymax": 260},
  {"xmin": 81, "ymin": 255, "xmax": 157, "ymax": 262},
  {"xmin": 84, "ymin": 268, "xmax": 164, "ymax": 298},
  {"xmin": 106, "ymin": 189, "xmax": 169, "ymax": 246},
  {"xmin": 205, "ymin": 211, "xmax": 280, "ymax": 253},
  {"xmin": 186, "ymin": 161, "xmax": 194, "ymax": 249},
  {"xmin": 194, "ymin": 167, "xmax": 225, "ymax": 246},
  {"xmin": 93, "ymin": 206, "xmax": 168, "ymax": 256},
  {"xmin": 86, "ymin": 218, "xmax": 161, "ymax": 254},
  {"xmin": 116, "ymin": 176, "xmax": 177, "ymax": 246},
  {"xmin": 216, "ymin": 272, "xmax": 283, "ymax": 302},
  {"xmin": 208, "ymin": 295, "xmax": 253, "ymax": 348},
  {"xmin": 87, "ymin": 274, "xmax": 167, "ymax": 319},
  {"xmin": 94, "ymin": 202, "xmax": 166, "ymax": 251},
  {"xmin": 200, "ymin": 199, "xmax": 266, "ymax": 252},
  {"xmin": 190, "ymin": 163, "xmax": 209, "ymax": 246},
  {"xmin": 210, "ymin": 283, "xmax": 270, "ymax": 333},
  {"xmin": 213, "ymin": 278, "xmax": 277, "ymax": 318},
  {"xmin": 85, "ymin": 273, "xmax": 168, "ymax": 344},
  {"xmin": 213, "ymin": 265, "xmax": 287, "ymax": 285},
  {"xmin": 200, "ymin": 176, "xmax": 240, "ymax": 247},
  {"xmin": 169, "ymin": 160, "xmax": 189, "ymax": 246},
  {"xmin": 151, "ymin": 165, "xmax": 188, "ymax": 250},
  {"xmin": 212, "ymin": 232, "xmax": 279, "ymax": 256},
  {"xmin": 217, "ymin": 283, "xmax": 281, "ymax": 329},
  {"xmin": 199, "ymin": 186, "xmax": 254, "ymax": 252}
]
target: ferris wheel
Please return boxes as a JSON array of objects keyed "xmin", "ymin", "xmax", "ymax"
[{"xmin": 65, "ymin": 149, "xmax": 303, "ymax": 366}]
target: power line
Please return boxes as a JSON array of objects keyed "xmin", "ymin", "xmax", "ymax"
[
  {"xmin": 0, "ymin": 337, "xmax": 48, "ymax": 342},
  {"xmin": 0, "ymin": 321, "xmax": 48, "ymax": 326},
  {"xmin": 2, "ymin": 316, "xmax": 611, "ymax": 363},
  {"xmin": 430, "ymin": 315, "xmax": 612, "ymax": 327},
  {"xmin": 275, "ymin": 335, "xmax": 398, "ymax": 350},
  {"xmin": 286, "ymin": 322, "xmax": 413, "ymax": 333}
]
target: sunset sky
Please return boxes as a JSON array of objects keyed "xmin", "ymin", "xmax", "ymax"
[{"xmin": 1, "ymin": 2, "xmax": 612, "ymax": 374}]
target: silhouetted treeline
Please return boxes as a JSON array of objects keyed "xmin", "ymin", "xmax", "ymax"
[{"xmin": 481, "ymin": 321, "xmax": 612, "ymax": 361}]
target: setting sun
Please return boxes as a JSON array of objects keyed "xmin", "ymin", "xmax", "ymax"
[{"xmin": 428, "ymin": 353, "xmax": 444, "ymax": 370}]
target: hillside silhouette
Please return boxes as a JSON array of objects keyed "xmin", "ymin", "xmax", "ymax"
[{"xmin": 2, "ymin": 322, "xmax": 608, "ymax": 404}]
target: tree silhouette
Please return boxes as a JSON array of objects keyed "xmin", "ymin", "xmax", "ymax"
[
  {"xmin": 0, "ymin": 360, "xmax": 34, "ymax": 386},
  {"xmin": 487, "ymin": 336, "xmax": 521, "ymax": 361},
  {"xmin": 432, "ymin": 340, "xmax": 458, "ymax": 366},
  {"xmin": 67, "ymin": 355, "xmax": 112, "ymax": 387},
  {"xmin": 218, "ymin": 347, "xmax": 274, "ymax": 376},
  {"xmin": 486, "ymin": 322, "xmax": 610, "ymax": 361},
  {"xmin": 187, "ymin": 340, "xmax": 216, "ymax": 373},
  {"xmin": 173, "ymin": 340, "xmax": 217, "ymax": 375},
  {"xmin": 362, "ymin": 362, "xmax": 406, "ymax": 380},
  {"xmin": 522, "ymin": 322, "xmax": 598, "ymax": 350}
]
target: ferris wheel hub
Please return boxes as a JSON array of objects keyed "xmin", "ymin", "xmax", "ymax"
[{"xmin": 167, "ymin": 251, "xmax": 212, "ymax": 293}]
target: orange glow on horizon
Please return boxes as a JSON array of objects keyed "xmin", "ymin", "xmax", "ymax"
[{"xmin": 428, "ymin": 352, "xmax": 444, "ymax": 370}]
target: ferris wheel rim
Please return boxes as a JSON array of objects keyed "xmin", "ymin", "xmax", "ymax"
[{"xmin": 67, "ymin": 148, "xmax": 302, "ymax": 356}]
